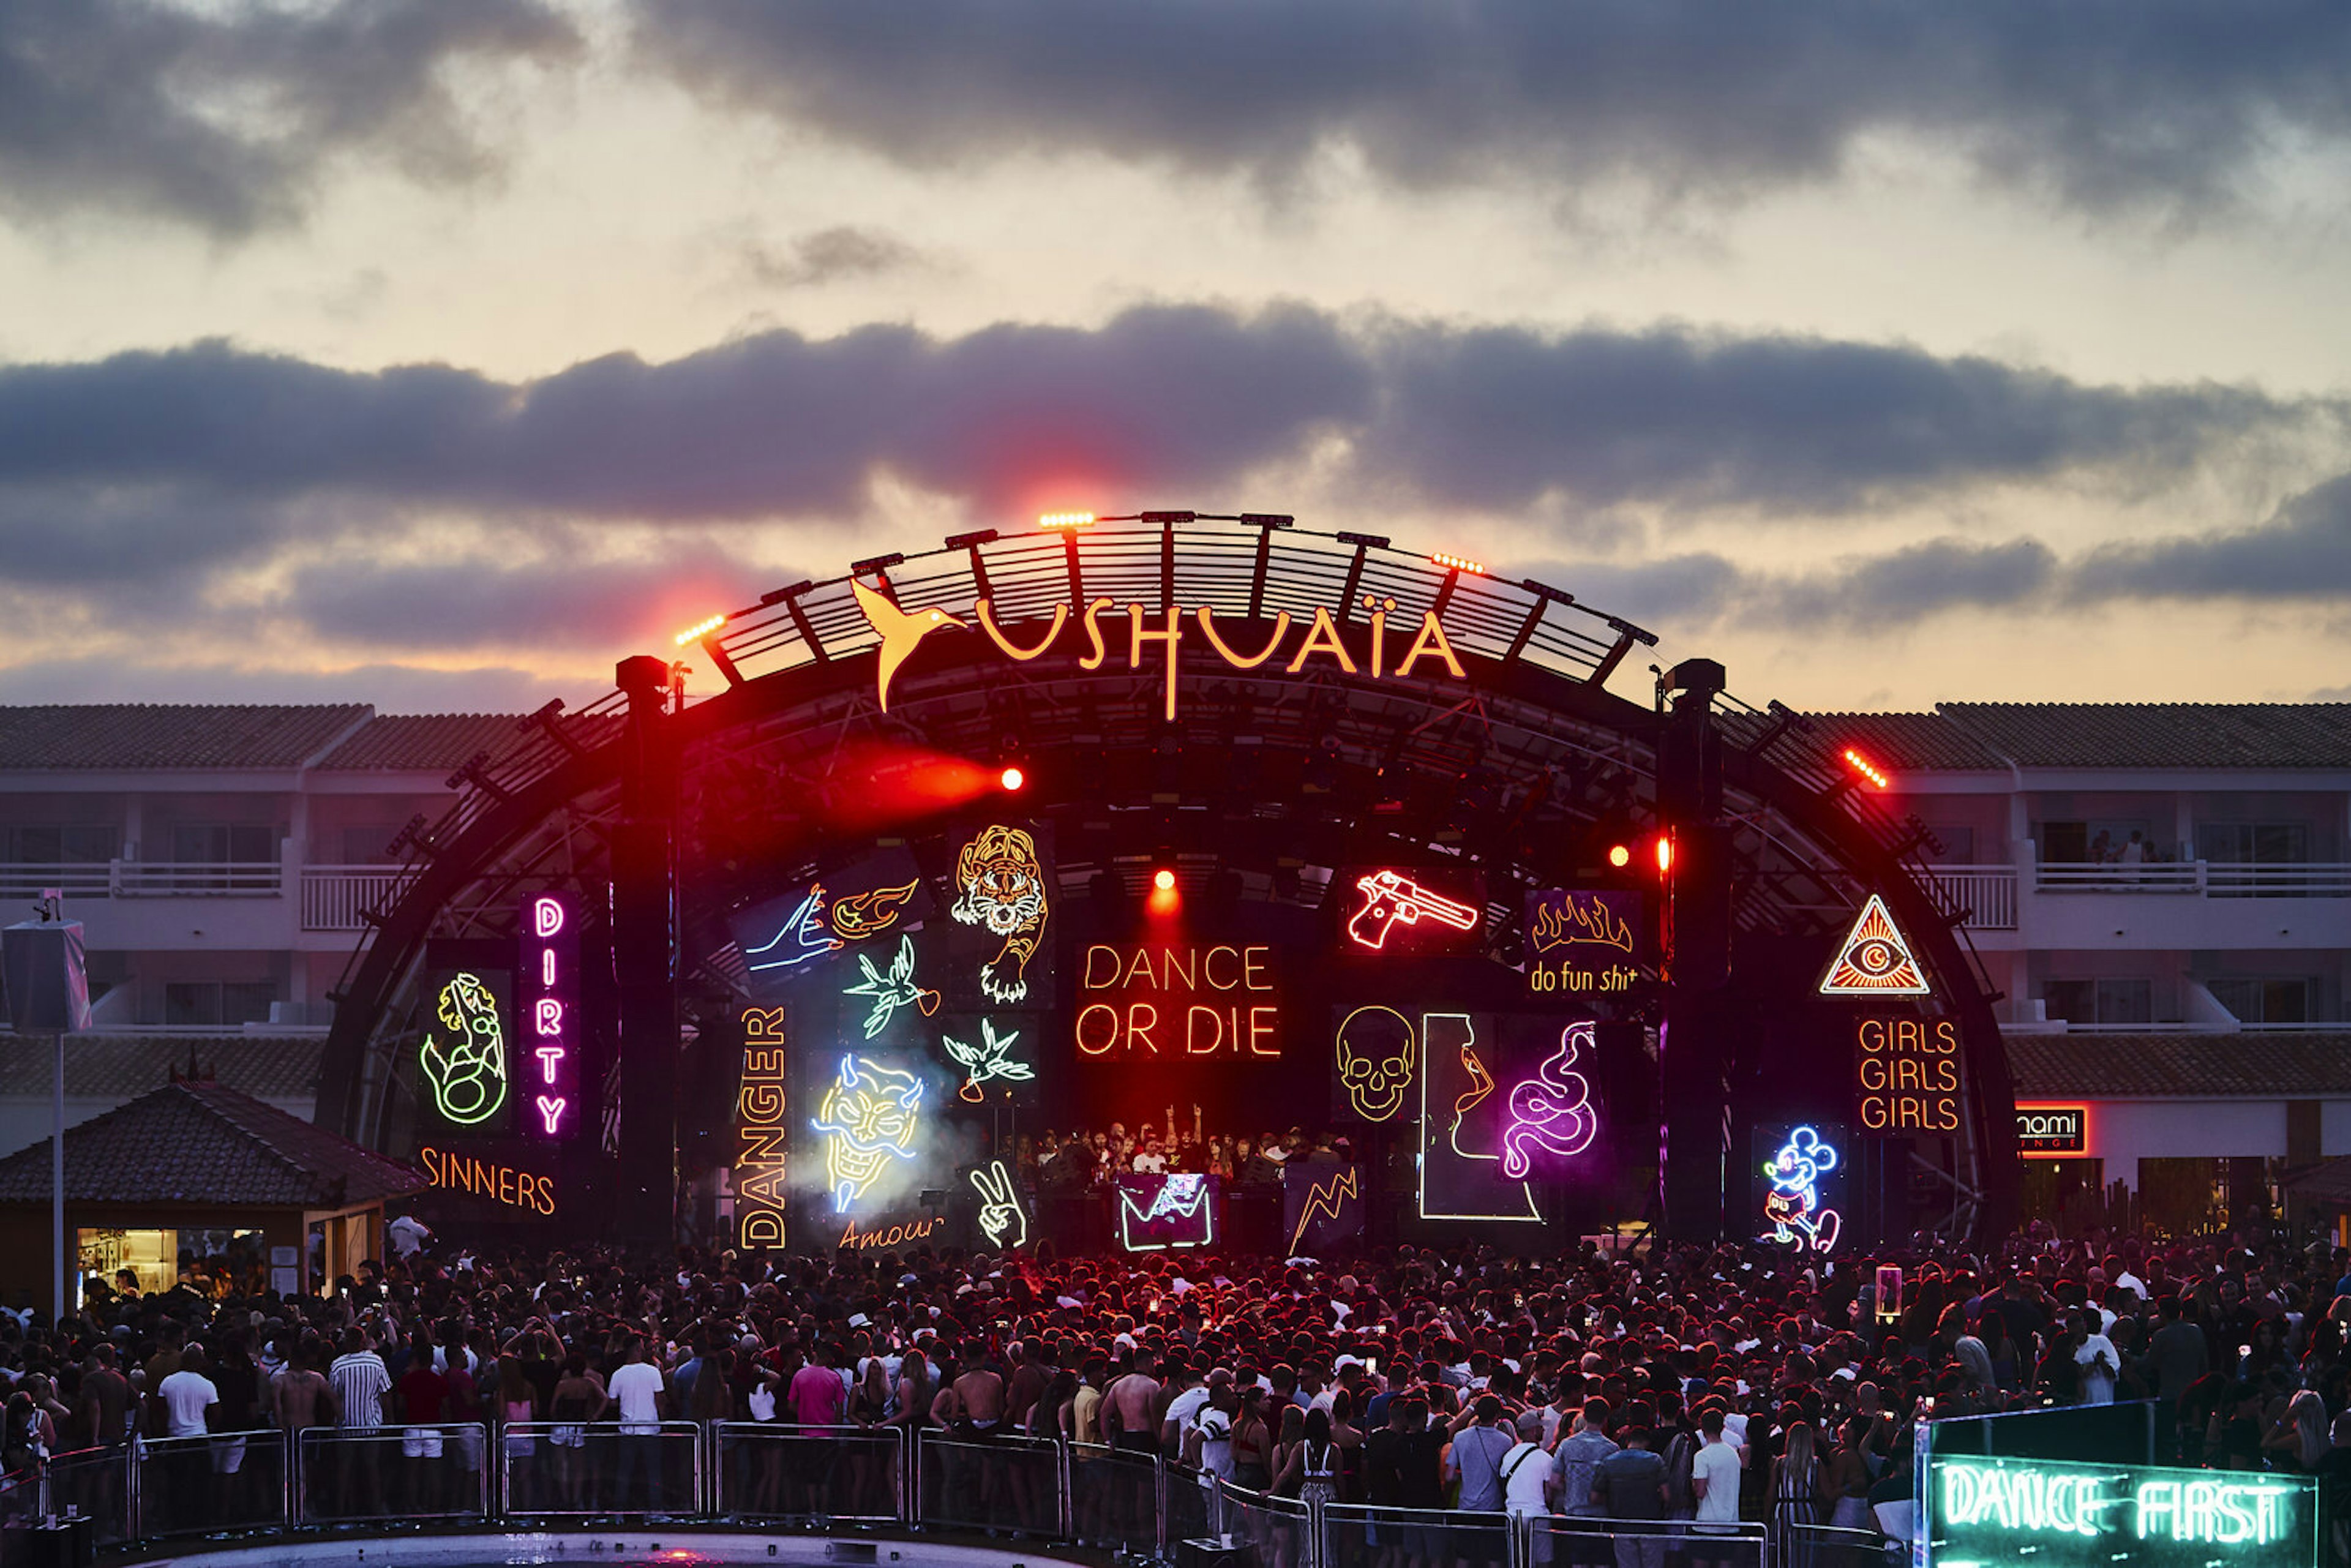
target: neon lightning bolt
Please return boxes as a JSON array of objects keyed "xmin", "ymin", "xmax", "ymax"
[{"xmin": 1288, "ymin": 1168, "xmax": 1360, "ymax": 1254}]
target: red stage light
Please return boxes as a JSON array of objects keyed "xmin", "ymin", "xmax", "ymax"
[
  {"xmin": 673, "ymin": 613, "xmax": 725, "ymax": 647},
  {"xmin": 1153, "ymin": 868, "xmax": 1177, "ymax": 891},
  {"xmin": 1428, "ymin": 551, "xmax": 1485, "ymax": 575},
  {"xmin": 1842, "ymin": 747, "xmax": 1891, "ymax": 790},
  {"xmin": 1607, "ymin": 844, "xmax": 1632, "ymax": 869},
  {"xmin": 1654, "ymin": 836, "xmax": 1674, "ymax": 874},
  {"xmin": 999, "ymin": 766, "xmax": 1026, "ymax": 792},
  {"xmin": 1038, "ymin": 511, "xmax": 1096, "ymax": 530}
]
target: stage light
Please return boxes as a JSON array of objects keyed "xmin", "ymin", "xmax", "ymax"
[
  {"xmin": 1430, "ymin": 551, "xmax": 1485, "ymax": 575},
  {"xmin": 1607, "ymin": 844, "xmax": 1632, "ymax": 869},
  {"xmin": 1153, "ymin": 868, "xmax": 1177, "ymax": 892},
  {"xmin": 1842, "ymin": 747, "xmax": 1891, "ymax": 790},
  {"xmin": 1038, "ymin": 511, "xmax": 1095, "ymax": 530},
  {"xmin": 673, "ymin": 613, "xmax": 725, "ymax": 647},
  {"xmin": 999, "ymin": 765, "xmax": 1026, "ymax": 792},
  {"xmin": 1654, "ymin": 836, "xmax": 1674, "ymax": 875}
]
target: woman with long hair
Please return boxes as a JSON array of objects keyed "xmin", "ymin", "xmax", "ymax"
[
  {"xmin": 1231, "ymin": 1387, "xmax": 1275, "ymax": 1493},
  {"xmin": 2262, "ymin": 1389, "xmax": 2330, "ymax": 1474},
  {"xmin": 1269, "ymin": 1403, "xmax": 1307, "ymax": 1498},
  {"xmin": 1769, "ymin": 1420, "xmax": 1831, "ymax": 1568}
]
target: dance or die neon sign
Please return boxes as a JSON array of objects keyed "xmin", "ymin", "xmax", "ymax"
[
  {"xmin": 1076, "ymin": 943, "xmax": 1280, "ymax": 1057},
  {"xmin": 1931, "ymin": 1454, "xmax": 2314, "ymax": 1567},
  {"xmin": 852, "ymin": 584, "xmax": 1472, "ymax": 720}
]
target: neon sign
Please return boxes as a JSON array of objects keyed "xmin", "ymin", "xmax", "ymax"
[
  {"xmin": 421, "ymin": 972, "xmax": 509, "ymax": 1127},
  {"xmin": 847, "ymin": 585, "xmax": 1470, "ymax": 722},
  {"xmin": 1820, "ymin": 894, "xmax": 1929, "ymax": 995},
  {"xmin": 520, "ymin": 893, "xmax": 579, "ymax": 1138},
  {"xmin": 1286, "ymin": 1166, "xmax": 1361, "ymax": 1255},
  {"xmin": 742, "ymin": 885, "xmax": 843, "ymax": 975},
  {"xmin": 1527, "ymin": 890, "xmax": 1635, "ymax": 956},
  {"xmin": 1499, "ymin": 1020, "xmax": 1600, "ymax": 1176},
  {"xmin": 829, "ymin": 879, "xmax": 921, "ymax": 940},
  {"xmin": 942, "ymin": 1018, "xmax": 1033, "ymax": 1101},
  {"xmin": 1334, "ymin": 1006, "xmax": 1414, "ymax": 1120},
  {"xmin": 950, "ymin": 825, "xmax": 1050, "ymax": 1004},
  {"xmin": 842, "ymin": 936, "xmax": 941, "ymax": 1038},
  {"xmin": 1853, "ymin": 1015, "xmax": 1960, "ymax": 1134},
  {"xmin": 838, "ymin": 1214, "xmax": 942, "ymax": 1250},
  {"xmin": 968, "ymin": 1159, "xmax": 1028, "ymax": 1248},
  {"xmin": 1761, "ymin": 1125, "xmax": 1841, "ymax": 1252},
  {"xmin": 735, "ymin": 1006, "xmax": 789, "ymax": 1248},
  {"xmin": 1419, "ymin": 1013, "xmax": 1540, "ymax": 1222},
  {"xmin": 2018, "ymin": 1102, "xmax": 2089, "ymax": 1158},
  {"xmin": 810, "ymin": 1054, "xmax": 924, "ymax": 1213},
  {"xmin": 1116, "ymin": 1172, "xmax": 1218, "ymax": 1251},
  {"xmin": 1078, "ymin": 943, "xmax": 1280, "ymax": 1057},
  {"xmin": 1346, "ymin": 871, "xmax": 1480, "ymax": 951},
  {"xmin": 419, "ymin": 1144, "xmax": 557, "ymax": 1217},
  {"xmin": 1930, "ymin": 1454, "xmax": 2316, "ymax": 1568}
]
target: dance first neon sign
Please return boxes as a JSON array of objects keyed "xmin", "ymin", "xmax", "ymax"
[{"xmin": 1931, "ymin": 1454, "xmax": 2315, "ymax": 1568}]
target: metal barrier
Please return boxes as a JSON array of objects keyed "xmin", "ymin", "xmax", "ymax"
[
  {"xmin": 40, "ymin": 1446, "xmax": 132, "ymax": 1550},
  {"xmin": 1779, "ymin": 1520, "xmax": 1897, "ymax": 1568},
  {"xmin": 1327, "ymin": 1500, "xmax": 1515, "ymax": 1568},
  {"xmin": 296, "ymin": 1424, "xmax": 489, "ymax": 1526},
  {"xmin": 1533, "ymin": 1515, "xmax": 1769, "ymax": 1568},
  {"xmin": 498, "ymin": 1420, "xmax": 702, "ymax": 1518},
  {"xmin": 915, "ymin": 1429, "xmax": 1065, "ymax": 1538},
  {"xmin": 711, "ymin": 1422, "xmax": 907, "ymax": 1523},
  {"xmin": 1220, "ymin": 1481, "xmax": 1314, "ymax": 1568},
  {"xmin": 1067, "ymin": 1440, "xmax": 1163, "ymax": 1555},
  {"xmin": 133, "ymin": 1430, "xmax": 288, "ymax": 1540},
  {"xmin": 1164, "ymin": 1460, "xmax": 1221, "ymax": 1546}
]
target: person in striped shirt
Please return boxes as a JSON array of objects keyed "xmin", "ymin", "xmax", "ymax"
[{"xmin": 330, "ymin": 1326, "xmax": 392, "ymax": 1517}]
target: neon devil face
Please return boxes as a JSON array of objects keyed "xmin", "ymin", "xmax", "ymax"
[
  {"xmin": 420, "ymin": 972, "xmax": 508, "ymax": 1125},
  {"xmin": 1334, "ymin": 1007, "xmax": 1415, "ymax": 1122},
  {"xmin": 809, "ymin": 1055, "xmax": 923, "ymax": 1213}
]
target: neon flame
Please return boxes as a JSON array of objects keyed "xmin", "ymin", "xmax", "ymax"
[
  {"xmin": 1527, "ymin": 892, "xmax": 1633, "ymax": 956},
  {"xmin": 673, "ymin": 613, "xmax": 725, "ymax": 646}
]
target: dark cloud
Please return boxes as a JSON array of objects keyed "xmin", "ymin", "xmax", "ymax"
[
  {"xmin": 743, "ymin": 226, "xmax": 929, "ymax": 289},
  {"xmin": 0, "ymin": 0, "xmax": 579, "ymax": 236},
  {"xmin": 1772, "ymin": 536, "xmax": 2060, "ymax": 625},
  {"xmin": 636, "ymin": 1, "xmax": 2351, "ymax": 220},
  {"xmin": 2071, "ymin": 471, "xmax": 2351, "ymax": 601},
  {"xmin": 0, "ymin": 309, "xmax": 2297, "ymax": 575},
  {"xmin": 0, "ymin": 655, "xmax": 562, "ymax": 712}
]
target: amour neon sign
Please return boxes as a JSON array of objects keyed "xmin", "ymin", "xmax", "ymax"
[{"xmin": 853, "ymin": 587, "xmax": 1468, "ymax": 719}]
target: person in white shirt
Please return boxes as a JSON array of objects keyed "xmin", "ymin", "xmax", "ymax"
[
  {"xmin": 2074, "ymin": 1311, "xmax": 2121, "ymax": 1406},
  {"xmin": 1499, "ymin": 1410, "xmax": 1554, "ymax": 1562},
  {"xmin": 154, "ymin": 1345, "xmax": 220, "ymax": 1532},
  {"xmin": 607, "ymin": 1337, "xmax": 670, "ymax": 1510},
  {"xmin": 1131, "ymin": 1136, "xmax": 1170, "ymax": 1174},
  {"xmin": 1689, "ymin": 1409, "xmax": 1746, "ymax": 1568}
]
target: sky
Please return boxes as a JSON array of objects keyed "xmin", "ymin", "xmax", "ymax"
[{"xmin": 2, "ymin": 0, "xmax": 2348, "ymax": 716}]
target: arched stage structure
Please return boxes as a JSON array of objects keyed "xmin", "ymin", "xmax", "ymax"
[{"xmin": 320, "ymin": 518, "xmax": 2015, "ymax": 1252}]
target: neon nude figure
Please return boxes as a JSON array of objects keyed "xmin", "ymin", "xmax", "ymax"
[
  {"xmin": 420, "ymin": 972, "xmax": 508, "ymax": 1125},
  {"xmin": 842, "ymin": 936, "xmax": 942, "ymax": 1038},
  {"xmin": 942, "ymin": 1017, "xmax": 1034, "ymax": 1102},
  {"xmin": 1763, "ymin": 1125, "xmax": 1842, "ymax": 1252}
]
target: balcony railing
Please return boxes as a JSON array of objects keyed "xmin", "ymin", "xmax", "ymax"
[
  {"xmin": 299, "ymin": 865, "xmax": 403, "ymax": 931},
  {"xmin": 0, "ymin": 860, "xmax": 282, "ymax": 897},
  {"xmin": 1926, "ymin": 865, "xmax": 2019, "ymax": 929},
  {"xmin": 2036, "ymin": 860, "xmax": 2351, "ymax": 897}
]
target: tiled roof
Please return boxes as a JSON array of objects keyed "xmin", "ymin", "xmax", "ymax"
[
  {"xmin": 1805, "ymin": 713, "xmax": 2007, "ymax": 773},
  {"xmin": 1940, "ymin": 703, "xmax": 2351, "ymax": 770},
  {"xmin": 0, "ymin": 1079, "xmax": 419, "ymax": 1207},
  {"xmin": 2008, "ymin": 1033, "xmax": 2351, "ymax": 1099},
  {"xmin": 0, "ymin": 705, "xmax": 370, "ymax": 770},
  {"xmin": 318, "ymin": 714, "xmax": 528, "ymax": 771},
  {"xmin": 0, "ymin": 1035, "xmax": 320, "ymax": 1100}
]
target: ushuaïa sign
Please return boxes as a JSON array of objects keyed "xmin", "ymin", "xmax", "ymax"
[{"xmin": 1930, "ymin": 1453, "xmax": 2317, "ymax": 1568}]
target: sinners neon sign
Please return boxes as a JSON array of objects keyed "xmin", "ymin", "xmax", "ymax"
[
  {"xmin": 852, "ymin": 585, "xmax": 1469, "ymax": 719},
  {"xmin": 421, "ymin": 972, "xmax": 508, "ymax": 1127},
  {"xmin": 521, "ymin": 893, "xmax": 579, "ymax": 1138}
]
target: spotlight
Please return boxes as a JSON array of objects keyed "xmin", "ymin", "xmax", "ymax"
[
  {"xmin": 1038, "ymin": 511, "xmax": 1095, "ymax": 530},
  {"xmin": 1608, "ymin": 844, "xmax": 1632, "ymax": 870},
  {"xmin": 1654, "ymin": 836, "xmax": 1674, "ymax": 875},
  {"xmin": 1842, "ymin": 747, "xmax": 1891, "ymax": 790},
  {"xmin": 1429, "ymin": 551, "xmax": 1486, "ymax": 575},
  {"xmin": 1153, "ymin": 868, "xmax": 1177, "ymax": 892},
  {"xmin": 999, "ymin": 765, "xmax": 1026, "ymax": 792},
  {"xmin": 673, "ymin": 613, "xmax": 725, "ymax": 647}
]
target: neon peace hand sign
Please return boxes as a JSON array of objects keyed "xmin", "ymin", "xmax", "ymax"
[{"xmin": 968, "ymin": 1159, "xmax": 1028, "ymax": 1250}]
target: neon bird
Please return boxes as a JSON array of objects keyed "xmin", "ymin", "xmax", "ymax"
[
  {"xmin": 743, "ymin": 884, "xmax": 844, "ymax": 973},
  {"xmin": 942, "ymin": 1016, "xmax": 1033, "ymax": 1101},
  {"xmin": 842, "ymin": 935, "xmax": 942, "ymax": 1038},
  {"xmin": 851, "ymin": 579, "xmax": 966, "ymax": 712}
]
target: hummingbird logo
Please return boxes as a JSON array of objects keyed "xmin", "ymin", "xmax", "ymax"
[{"xmin": 850, "ymin": 579, "xmax": 965, "ymax": 711}]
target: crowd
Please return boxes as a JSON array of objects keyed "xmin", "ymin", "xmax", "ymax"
[
  {"xmin": 6, "ymin": 1215, "xmax": 2351, "ymax": 1555},
  {"xmin": 1026, "ymin": 1114, "xmax": 1348, "ymax": 1185}
]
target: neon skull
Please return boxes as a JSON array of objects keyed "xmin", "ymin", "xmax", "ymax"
[
  {"xmin": 810, "ymin": 1054, "xmax": 923, "ymax": 1213},
  {"xmin": 1335, "ymin": 1007, "xmax": 1415, "ymax": 1122}
]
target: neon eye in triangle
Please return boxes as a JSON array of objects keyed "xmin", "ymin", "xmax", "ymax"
[{"xmin": 1820, "ymin": 893, "xmax": 1929, "ymax": 995}]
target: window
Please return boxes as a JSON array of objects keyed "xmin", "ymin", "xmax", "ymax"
[
  {"xmin": 2207, "ymin": 978, "xmax": 2312, "ymax": 1025},
  {"xmin": 171, "ymin": 825, "xmax": 277, "ymax": 864},
  {"xmin": 163, "ymin": 981, "xmax": 278, "ymax": 1027},
  {"xmin": 2044, "ymin": 977, "xmax": 2153, "ymax": 1026},
  {"xmin": 2, "ymin": 825, "xmax": 119, "ymax": 863},
  {"xmin": 2197, "ymin": 823, "xmax": 2310, "ymax": 865},
  {"xmin": 340, "ymin": 825, "xmax": 405, "ymax": 865}
]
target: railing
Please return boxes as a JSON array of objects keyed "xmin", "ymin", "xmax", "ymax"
[
  {"xmin": 0, "ymin": 1419, "xmax": 1913, "ymax": 1567},
  {"xmin": 1924, "ymin": 865, "xmax": 2017, "ymax": 929},
  {"xmin": 299, "ymin": 865, "xmax": 403, "ymax": 931},
  {"xmin": 2034, "ymin": 860, "xmax": 2351, "ymax": 897},
  {"xmin": 0, "ymin": 860, "xmax": 283, "ymax": 898}
]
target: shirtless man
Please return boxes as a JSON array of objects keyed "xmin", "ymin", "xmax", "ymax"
[
  {"xmin": 1103, "ymin": 1348, "xmax": 1163, "ymax": 1540},
  {"xmin": 951, "ymin": 1346, "xmax": 1008, "ymax": 1435}
]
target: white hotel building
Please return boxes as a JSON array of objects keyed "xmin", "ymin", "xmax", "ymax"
[{"xmin": 0, "ymin": 700, "xmax": 2345, "ymax": 1239}]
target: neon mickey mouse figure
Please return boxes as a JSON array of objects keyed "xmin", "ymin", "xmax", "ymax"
[{"xmin": 1763, "ymin": 1124, "xmax": 1842, "ymax": 1253}]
